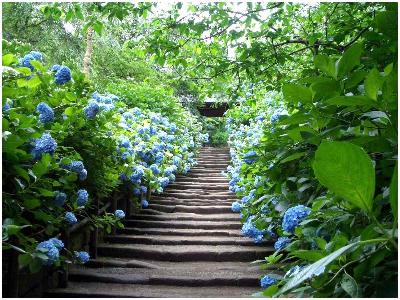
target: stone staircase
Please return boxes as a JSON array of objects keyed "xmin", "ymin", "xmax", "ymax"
[{"xmin": 46, "ymin": 147, "xmax": 273, "ymax": 297}]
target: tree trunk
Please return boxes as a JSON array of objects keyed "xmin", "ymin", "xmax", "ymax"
[{"xmin": 83, "ymin": 27, "xmax": 94, "ymax": 78}]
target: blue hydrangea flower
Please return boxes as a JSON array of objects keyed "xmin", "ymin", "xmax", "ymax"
[
  {"xmin": 83, "ymin": 100, "xmax": 100, "ymax": 119},
  {"xmin": 159, "ymin": 177, "xmax": 169, "ymax": 188},
  {"xmin": 31, "ymin": 132, "xmax": 57, "ymax": 160},
  {"xmin": 141, "ymin": 199, "xmax": 149, "ymax": 208},
  {"xmin": 164, "ymin": 166, "xmax": 174, "ymax": 176},
  {"xmin": 30, "ymin": 51, "xmax": 43, "ymax": 61},
  {"xmin": 270, "ymin": 113, "xmax": 281, "ymax": 124},
  {"xmin": 54, "ymin": 66, "xmax": 72, "ymax": 85},
  {"xmin": 154, "ymin": 152, "xmax": 164, "ymax": 164},
  {"xmin": 36, "ymin": 102, "xmax": 54, "ymax": 123},
  {"xmin": 49, "ymin": 237, "xmax": 64, "ymax": 250},
  {"xmin": 79, "ymin": 169, "xmax": 87, "ymax": 181},
  {"xmin": 21, "ymin": 53, "xmax": 36, "ymax": 70},
  {"xmin": 50, "ymin": 64, "xmax": 60, "ymax": 72},
  {"xmin": 130, "ymin": 165, "xmax": 144, "ymax": 183},
  {"xmin": 132, "ymin": 107, "xmax": 141, "ymax": 116},
  {"xmin": 76, "ymin": 189, "xmax": 89, "ymax": 206},
  {"xmin": 243, "ymin": 150, "xmax": 258, "ymax": 164},
  {"xmin": 3, "ymin": 99, "xmax": 13, "ymax": 112},
  {"xmin": 36, "ymin": 240, "xmax": 59, "ymax": 266},
  {"xmin": 133, "ymin": 188, "xmax": 141, "ymax": 195},
  {"xmin": 75, "ymin": 251, "xmax": 90, "ymax": 264},
  {"xmin": 231, "ymin": 201, "xmax": 242, "ymax": 213},
  {"xmin": 122, "ymin": 112, "xmax": 133, "ymax": 120},
  {"xmin": 65, "ymin": 212, "xmax": 77, "ymax": 224},
  {"xmin": 282, "ymin": 205, "xmax": 311, "ymax": 233},
  {"xmin": 70, "ymin": 161, "xmax": 84, "ymax": 173},
  {"xmin": 260, "ymin": 275, "xmax": 277, "ymax": 288},
  {"xmin": 119, "ymin": 137, "xmax": 131, "ymax": 149},
  {"xmin": 114, "ymin": 209, "xmax": 125, "ymax": 219},
  {"xmin": 274, "ymin": 237, "xmax": 292, "ymax": 251},
  {"xmin": 242, "ymin": 216, "xmax": 265, "ymax": 244},
  {"xmin": 150, "ymin": 164, "xmax": 160, "ymax": 175},
  {"xmin": 140, "ymin": 186, "xmax": 147, "ymax": 193},
  {"xmin": 118, "ymin": 108, "xmax": 124, "ymax": 113},
  {"xmin": 54, "ymin": 191, "xmax": 67, "ymax": 206}
]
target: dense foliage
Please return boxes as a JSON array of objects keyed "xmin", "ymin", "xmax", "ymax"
[
  {"xmin": 2, "ymin": 40, "xmax": 207, "ymax": 272},
  {"xmin": 2, "ymin": 1, "xmax": 398, "ymax": 298},
  {"xmin": 224, "ymin": 6, "xmax": 397, "ymax": 298}
]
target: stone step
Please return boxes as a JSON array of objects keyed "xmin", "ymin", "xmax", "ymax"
[
  {"xmin": 150, "ymin": 199, "xmax": 233, "ymax": 207},
  {"xmin": 158, "ymin": 192, "xmax": 235, "ymax": 199},
  {"xmin": 45, "ymin": 281, "xmax": 259, "ymax": 298},
  {"xmin": 105, "ymin": 235, "xmax": 264, "ymax": 246},
  {"xmin": 85, "ymin": 258, "xmax": 264, "ymax": 272},
  {"xmin": 147, "ymin": 204, "xmax": 232, "ymax": 214},
  {"xmin": 118, "ymin": 227, "xmax": 243, "ymax": 237},
  {"xmin": 97, "ymin": 244, "xmax": 272, "ymax": 262},
  {"xmin": 166, "ymin": 184, "xmax": 229, "ymax": 190},
  {"xmin": 176, "ymin": 177, "xmax": 229, "ymax": 183},
  {"xmin": 67, "ymin": 265, "xmax": 261, "ymax": 287},
  {"xmin": 127, "ymin": 213, "xmax": 241, "ymax": 221},
  {"xmin": 123, "ymin": 219, "xmax": 241, "ymax": 230}
]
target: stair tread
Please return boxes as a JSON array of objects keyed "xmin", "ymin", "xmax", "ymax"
[{"xmin": 46, "ymin": 281, "xmax": 258, "ymax": 298}]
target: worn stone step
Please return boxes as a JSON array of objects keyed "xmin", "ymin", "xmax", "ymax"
[
  {"xmin": 158, "ymin": 192, "xmax": 235, "ymax": 199},
  {"xmin": 150, "ymin": 199, "xmax": 233, "ymax": 207},
  {"xmin": 176, "ymin": 177, "xmax": 229, "ymax": 183},
  {"xmin": 127, "ymin": 213, "xmax": 241, "ymax": 221},
  {"xmin": 166, "ymin": 184, "xmax": 229, "ymax": 190},
  {"xmin": 97, "ymin": 244, "xmax": 272, "ymax": 262},
  {"xmin": 123, "ymin": 219, "xmax": 241, "ymax": 230},
  {"xmin": 86, "ymin": 258, "xmax": 262, "ymax": 270},
  {"xmin": 147, "ymin": 204, "xmax": 232, "ymax": 214},
  {"xmin": 45, "ymin": 281, "xmax": 259, "ymax": 298},
  {"xmin": 68, "ymin": 266, "xmax": 261, "ymax": 287},
  {"xmin": 105, "ymin": 235, "xmax": 265, "ymax": 246},
  {"xmin": 118, "ymin": 227, "xmax": 243, "ymax": 237}
]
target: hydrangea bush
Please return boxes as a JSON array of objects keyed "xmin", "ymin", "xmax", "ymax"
[
  {"xmin": 2, "ymin": 42, "xmax": 207, "ymax": 273},
  {"xmin": 224, "ymin": 33, "xmax": 397, "ymax": 297}
]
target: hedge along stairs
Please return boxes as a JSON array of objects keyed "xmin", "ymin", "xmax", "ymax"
[{"xmin": 46, "ymin": 147, "xmax": 274, "ymax": 297}]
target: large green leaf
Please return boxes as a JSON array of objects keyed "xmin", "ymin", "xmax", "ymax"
[
  {"xmin": 364, "ymin": 68, "xmax": 382, "ymax": 101},
  {"xmin": 314, "ymin": 54, "xmax": 336, "ymax": 78},
  {"xmin": 325, "ymin": 96, "xmax": 376, "ymax": 107},
  {"xmin": 278, "ymin": 242, "xmax": 359, "ymax": 295},
  {"xmin": 335, "ymin": 43, "xmax": 363, "ymax": 78},
  {"xmin": 341, "ymin": 273, "xmax": 361, "ymax": 297},
  {"xmin": 282, "ymin": 84, "xmax": 313, "ymax": 104},
  {"xmin": 313, "ymin": 141, "xmax": 375, "ymax": 213}
]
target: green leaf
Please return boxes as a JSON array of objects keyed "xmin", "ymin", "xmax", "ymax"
[
  {"xmin": 389, "ymin": 162, "xmax": 397, "ymax": 219},
  {"xmin": 24, "ymin": 198, "xmax": 41, "ymax": 209},
  {"xmin": 2, "ymin": 54, "xmax": 17, "ymax": 66},
  {"xmin": 92, "ymin": 21, "xmax": 104, "ymax": 35},
  {"xmin": 325, "ymin": 96, "xmax": 376, "ymax": 107},
  {"xmin": 345, "ymin": 70, "xmax": 367, "ymax": 89},
  {"xmin": 278, "ymin": 242, "xmax": 359, "ymax": 295},
  {"xmin": 341, "ymin": 273, "xmax": 361, "ymax": 297},
  {"xmin": 283, "ymin": 84, "xmax": 313, "ymax": 104},
  {"xmin": 280, "ymin": 152, "xmax": 306, "ymax": 164},
  {"xmin": 314, "ymin": 54, "xmax": 336, "ymax": 78},
  {"xmin": 335, "ymin": 43, "xmax": 363, "ymax": 78},
  {"xmin": 29, "ymin": 258, "xmax": 43, "ymax": 273},
  {"xmin": 313, "ymin": 141, "xmax": 375, "ymax": 213},
  {"xmin": 290, "ymin": 250, "xmax": 325, "ymax": 262},
  {"xmin": 364, "ymin": 68, "xmax": 382, "ymax": 100},
  {"xmin": 27, "ymin": 76, "xmax": 42, "ymax": 89},
  {"xmin": 18, "ymin": 253, "xmax": 32, "ymax": 268}
]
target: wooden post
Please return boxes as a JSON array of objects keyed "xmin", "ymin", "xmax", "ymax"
[
  {"xmin": 111, "ymin": 194, "xmax": 118, "ymax": 235},
  {"xmin": 6, "ymin": 248, "xmax": 19, "ymax": 297}
]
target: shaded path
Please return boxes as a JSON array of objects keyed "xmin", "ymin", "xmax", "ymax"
[{"xmin": 47, "ymin": 147, "xmax": 273, "ymax": 297}]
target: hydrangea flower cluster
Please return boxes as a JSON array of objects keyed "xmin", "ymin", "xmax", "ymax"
[
  {"xmin": 36, "ymin": 237, "xmax": 63, "ymax": 266},
  {"xmin": 83, "ymin": 100, "xmax": 100, "ymax": 119},
  {"xmin": 241, "ymin": 216, "xmax": 266, "ymax": 243},
  {"xmin": 74, "ymin": 251, "xmax": 90, "ymax": 264},
  {"xmin": 31, "ymin": 132, "xmax": 57, "ymax": 160},
  {"xmin": 76, "ymin": 189, "xmax": 89, "ymax": 207},
  {"xmin": 65, "ymin": 161, "xmax": 88, "ymax": 181},
  {"xmin": 54, "ymin": 66, "xmax": 72, "ymax": 85},
  {"xmin": 20, "ymin": 51, "xmax": 43, "ymax": 70},
  {"xmin": 65, "ymin": 212, "xmax": 77, "ymax": 225},
  {"xmin": 260, "ymin": 275, "xmax": 277, "ymax": 288},
  {"xmin": 274, "ymin": 236, "xmax": 292, "ymax": 251},
  {"xmin": 54, "ymin": 191, "xmax": 67, "ymax": 207},
  {"xmin": 282, "ymin": 205, "xmax": 311, "ymax": 233},
  {"xmin": 114, "ymin": 209, "xmax": 125, "ymax": 219},
  {"xmin": 36, "ymin": 102, "xmax": 54, "ymax": 123},
  {"xmin": 231, "ymin": 201, "xmax": 242, "ymax": 213}
]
